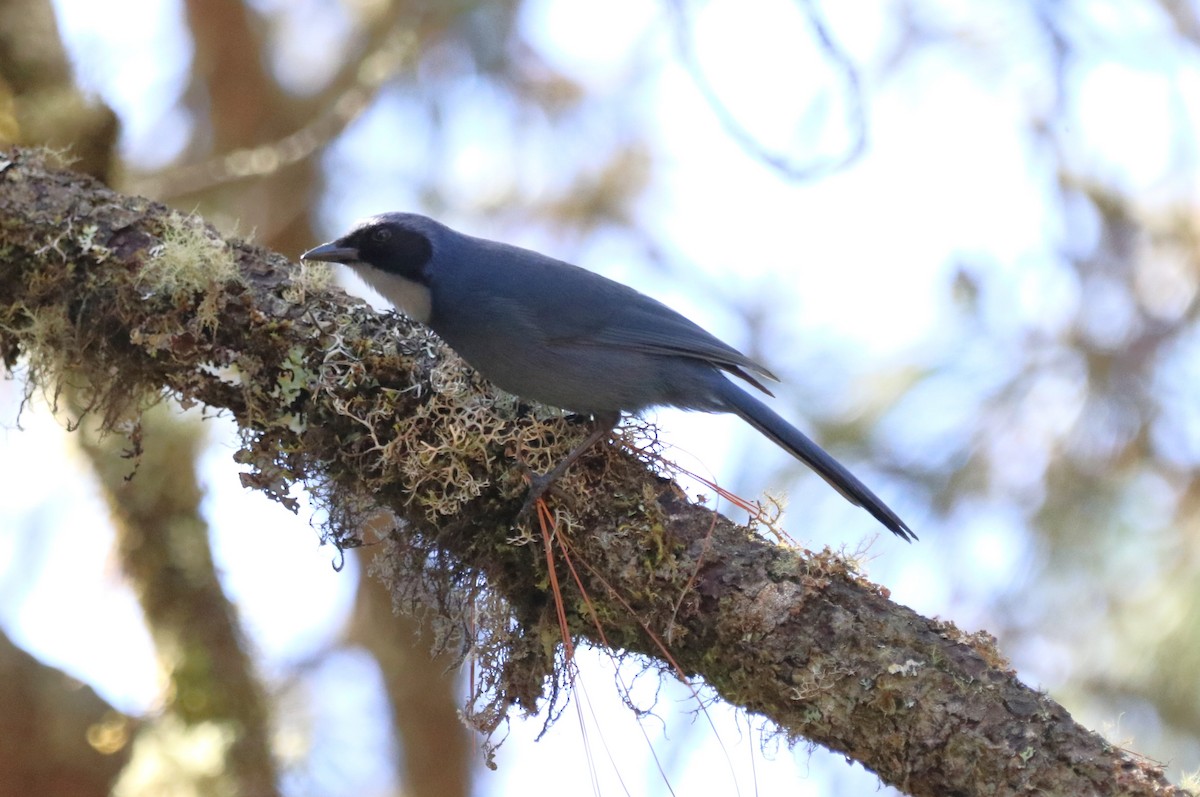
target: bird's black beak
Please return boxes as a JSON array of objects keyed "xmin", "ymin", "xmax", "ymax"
[{"xmin": 300, "ymin": 242, "xmax": 359, "ymax": 263}]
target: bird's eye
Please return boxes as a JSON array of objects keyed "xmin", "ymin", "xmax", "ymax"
[{"xmin": 371, "ymin": 228, "xmax": 392, "ymax": 243}]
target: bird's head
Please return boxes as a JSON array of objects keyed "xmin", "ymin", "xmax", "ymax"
[
  {"xmin": 301, "ymin": 212, "xmax": 447, "ymax": 322},
  {"xmin": 301, "ymin": 212, "xmax": 444, "ymax": 278}
]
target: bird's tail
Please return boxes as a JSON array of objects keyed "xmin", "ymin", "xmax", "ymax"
[{"xmin": 714, "ymin": 379, "xmax": 916, "ymax": 541}]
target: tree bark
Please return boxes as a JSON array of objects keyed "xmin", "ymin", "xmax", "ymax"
[
  {"xmin": 77, "ymin": 402, "xmax": 281, "ymax": 797},
  {"xmin": 0, "ymin": 629, "xmax": 132, "ymax": 797},
  {"xmin": 0, "ymin": 148, "xmax": 1185, "ymax": 797}
]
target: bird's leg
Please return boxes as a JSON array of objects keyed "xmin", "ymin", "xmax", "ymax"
[{"xmin": 517, "ymin": 411, "xmax": 620, "ymax": 520}]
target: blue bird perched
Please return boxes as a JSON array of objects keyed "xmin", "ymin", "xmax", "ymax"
[{"xmin": 302, "ymin": 213, "xmax": 915, "ymax": 541}]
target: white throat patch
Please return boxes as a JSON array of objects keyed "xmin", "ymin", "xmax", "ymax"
[{"xmin": 347, "ymin": 261, "xmax": 433, "ymax": 324}]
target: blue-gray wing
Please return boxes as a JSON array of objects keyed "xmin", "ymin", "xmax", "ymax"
[
  {"xmin": 561, "ymin": 292, "xmax": 779, "ymax": 394},
  {"xmin": 462, "ymin": 239, "xmax": 779, "ymax": 395}
]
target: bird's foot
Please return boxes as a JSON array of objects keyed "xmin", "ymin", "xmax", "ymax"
[
  {"xmin": 515, "ymin": 468, "xmax": 560, "ymax": 524},
  {"xmin": 512, "ymin": 413, "xmax": 619, "ymax": 525}
]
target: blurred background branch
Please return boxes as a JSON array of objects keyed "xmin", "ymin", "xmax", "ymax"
[{"xmin": 665, "ymin": 0, "xmax": 868, "ymax": 180}]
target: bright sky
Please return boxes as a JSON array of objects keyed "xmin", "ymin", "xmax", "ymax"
[{"xmin": 5, "ymin": 0, "xmax": 1197, "ymax": 795}]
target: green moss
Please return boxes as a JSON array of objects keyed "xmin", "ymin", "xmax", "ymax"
[
  {"xmin": 140, "ymin": 216, "xmax": 240, "ymax": 295},
  {"xmin": 281, "ymin": 261, "xmax": 333, "ymax": 304},
  {"xmin": 136, "ymin": 216, "xmax": 242, "ymax": 337}
]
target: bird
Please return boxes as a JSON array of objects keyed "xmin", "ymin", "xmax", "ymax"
[{"xmin": 301, "ymin": 213, "xmax": 915, "ymax": 541}]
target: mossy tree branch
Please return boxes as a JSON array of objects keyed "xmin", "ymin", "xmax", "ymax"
[{"xmin": 0, "ymin": 149, "xmax": 1185, "ymax": 797}]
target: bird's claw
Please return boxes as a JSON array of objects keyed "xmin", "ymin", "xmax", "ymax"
[
  {"xmin": 513, "ymin": 419, "xmax": 615, "ymax": 524},
  {"xmin": 515, "ymin": 469, "xmax": 557, "ymax": 524}
]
